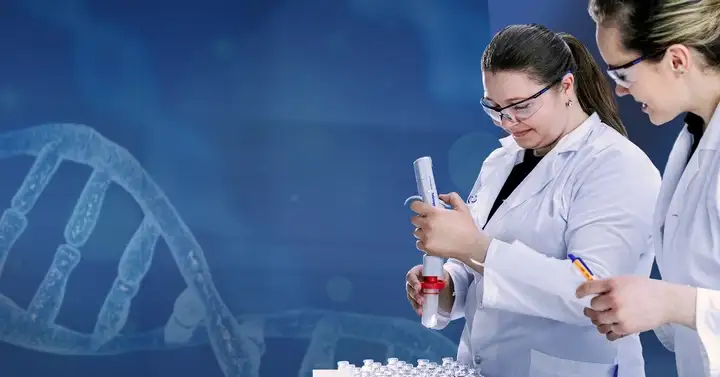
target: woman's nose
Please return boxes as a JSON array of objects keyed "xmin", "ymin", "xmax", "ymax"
[
  {"xmin": 500, "ymin": 115, "xmax": 518, "ymax": 129},
  {"xmin": 615, "ymin": 85, "xmax": 630, "ymax": 97}
]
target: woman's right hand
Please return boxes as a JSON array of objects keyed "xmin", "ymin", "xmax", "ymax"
[
  {"xmin": 406, "ymin": 265, "xmax": 425, "ymax": 316},
  {"xmin": 406, "ymin": 265, "xmax": 451, "ymax": 316}
]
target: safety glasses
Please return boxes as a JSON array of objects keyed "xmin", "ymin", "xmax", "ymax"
[
  {"xmin": 607, "ymin": 50, "xmax": 666, "ymax": 88},
  {"xmin": 480, "ymin": 73, "xmax": 568, "ymax": 124}
]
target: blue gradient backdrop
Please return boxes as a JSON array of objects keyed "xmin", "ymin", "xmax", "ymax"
[{"xmin": 0, "ymin": 0, "xmax": 679, "ymax": 376}]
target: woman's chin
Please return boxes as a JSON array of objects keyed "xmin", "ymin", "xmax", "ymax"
[
  {"xmin": 646, "ymin": 108, "xmax": 677, "ymax": 126},
  {"xmin": 514, "ymin": 136, "xmax": 539, "ymax": 149}
]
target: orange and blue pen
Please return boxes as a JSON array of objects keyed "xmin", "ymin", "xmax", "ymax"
[
  {"xmin": 568, "ymin": 253, "xmax": 594, "ymax": 281},
  {"xmin": 569, "ymin": 255, "xmax": 611, "ymax": 374}
]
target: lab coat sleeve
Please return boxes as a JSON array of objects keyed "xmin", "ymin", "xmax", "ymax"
[
  {"xmin": 481, "ymin": 149, "xmax": 661, "ymax": 325},
  {"xmin": 653, "ymin": 324, "xmax": 675, "ymax": 352},
  {"xmin": 430, "ymin": 258, "xmax": 473, "ymax": 330},
  {"xmin": 444, "ymin": 258, "xmax": 472, "ymax": 320},
  {"xmin": 696, "ymin": 287, "xmax": 720, "ymax": 376}
]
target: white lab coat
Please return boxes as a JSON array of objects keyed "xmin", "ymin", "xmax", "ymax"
[
  {"xmin": 432, "ymin": 113, "xmax": 661, "ymax": 377},
  {"xmin": 652, "ymin": 106, "xmax": 720, "ymax": 377}
]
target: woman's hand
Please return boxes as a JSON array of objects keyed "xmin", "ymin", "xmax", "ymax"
[
  {"xmin": 405, "ymin": 264, "xmax": 451, "ymax": 316},
  {"xmin": 576, "ymin": 276, "xmax": 698, "ymax": 340},
  {"xmin": 409, "ymin": 192, "xmax": 491, "ymax": 263}
]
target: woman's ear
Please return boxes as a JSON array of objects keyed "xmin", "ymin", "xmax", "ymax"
[{"xmin": 561, "ymin": 73, "xmax": 575, "ymax": 95}]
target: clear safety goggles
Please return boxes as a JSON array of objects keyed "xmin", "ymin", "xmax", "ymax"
[
  {"xmin": 480, "ymin": 73, "xmax": 568, "ymax": 124},
  {"xmin": 607, "ymin": 50, "xmax": 666, "ymax": 89}
]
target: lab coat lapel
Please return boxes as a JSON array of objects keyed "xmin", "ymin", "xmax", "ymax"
[
  {"xmin": 663, "ymin": 109, "xmax": 720, "ymax": 245},
  {"xmin": 655, "ymin": 130, "xmax": 692, "ymax": 251},
  {"xmin": 657, "ymin": 131, "xmax": 692, "ymax": 216},
  {"xmin": 489, "ymin": 113, "xmax": 600, "ymax": 226},
  {"xmin": 470, "ymin": 144, "xmax": 520, "ymax": 228},
  {"xmin": 487, "ymin": 153, "xmax": 554, "ymax": 225},
  {"xmin": 658, "ymin": 131, "xmax": 694, "ymax": 243}
]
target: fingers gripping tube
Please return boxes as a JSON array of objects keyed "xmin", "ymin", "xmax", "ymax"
[
  {"xmin": 420, "ymin": 272, "xmax": 446, "ymax": 328},
  {"xmin": 412, "ymin": 157, "xmax": 446, "ymax": 329}
]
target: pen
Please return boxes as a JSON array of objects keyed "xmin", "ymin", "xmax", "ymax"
[{"xmin": 568, "ymin": 253, "xmax": 594, "ymax": 281}]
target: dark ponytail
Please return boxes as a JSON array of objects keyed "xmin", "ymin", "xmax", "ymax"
[
  {"xmin": 557, "ymin": 32, "xmax": 627, "ymax": 137},
  {"xmin": 482, "ymin": 24, "xmax": 627, "ymax": 137}
]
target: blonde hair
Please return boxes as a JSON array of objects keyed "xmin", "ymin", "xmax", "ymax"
[{"xmin": 589, "ymin": 0, "xmax": 720, "ymax": 68}]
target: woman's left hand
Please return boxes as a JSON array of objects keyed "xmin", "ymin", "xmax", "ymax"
[
  {"xmin": 576, "ymin": 276, "xmax": 697, "ymax": 340},
  {"xmin": 409, "ymin": 192, "xmax": 491, "ymax": 261}
]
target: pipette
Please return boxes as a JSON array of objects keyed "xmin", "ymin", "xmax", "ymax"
[{"xmin": 412, "ymin": 156, "xmax": 446, "ymax": 328}]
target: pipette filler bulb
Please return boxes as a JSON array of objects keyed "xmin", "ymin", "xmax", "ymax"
[{"xmin": 412, "ymin": 156, "xmax": 446, "ymax": 329}]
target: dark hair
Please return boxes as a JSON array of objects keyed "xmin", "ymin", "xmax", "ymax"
[
  {"xmin": 482, "ymin": 24, "xmax": 627, "ymax": 137},
  {"xmin": 588, "ymin": 0, "xmax": 720, "ymax": 68}
]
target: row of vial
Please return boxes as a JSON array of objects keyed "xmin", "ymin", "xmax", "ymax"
[{"xmin": 335, "ymin": 357, "xmax": 483, "ymax": 377}]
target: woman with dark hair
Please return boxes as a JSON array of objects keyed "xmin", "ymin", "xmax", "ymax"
[
  {"xmin": 578, "ymin": 1, "xmax": 720, "ymax": 376},
  {"xmin": 405, "ymin": 23, "xmax": 660, "ymax": 377}
]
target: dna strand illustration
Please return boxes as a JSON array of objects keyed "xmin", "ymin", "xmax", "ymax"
[
  {"xmin": 0, "ymin": 124, "xmax": 457, "ymax": 377},
  {"xmin": 6, "ymin": 2, "xmax": 459, "ymax": 375},
  {"xmin": 0, "ymin": 123, "xmax": 262, "ymax": 377}
]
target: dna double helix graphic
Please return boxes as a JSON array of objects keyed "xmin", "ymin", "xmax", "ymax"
[
  {"xmin": 6, "ymin": 3, "xmax": 458, "ymax": 376},
  {"xmin": 0, "ymin": 123, "xmax": 263, "ymax": 377},
  {"xmin": 0, "ymin": 124, "xmax": 457, "ymax": 377}
]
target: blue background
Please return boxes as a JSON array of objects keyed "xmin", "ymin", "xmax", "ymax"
[{"xmin": 0, "ymin": 0, "xmax": 680, "ymax": 376}]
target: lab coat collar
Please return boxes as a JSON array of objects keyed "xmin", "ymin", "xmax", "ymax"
[
  {"xmin": 694, "ymin": 103, "xmax": 720, "ymax": 151},
  {"xmin": 483, "ymin": 113, "xmax": 601, "ymax": 228},
  {"xmin": 679, "ymin": 104, "xmax": 720, "ymax": 184},
  {"xmin": 655, "ymin": 105, "xmax": 720, "ymax": 246},
  {"xmin": 497, "ymin": 112, "xmax": 601, "ymax": 158}
]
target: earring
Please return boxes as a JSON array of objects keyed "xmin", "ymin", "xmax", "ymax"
[{"xmin": 565, "ymin": 99, "xmax": 573, "ymax": 107}]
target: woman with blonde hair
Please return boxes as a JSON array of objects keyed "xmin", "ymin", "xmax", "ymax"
[{"xmin": 578, "ymin": 1, "xmax": 720, "ymax": 376}]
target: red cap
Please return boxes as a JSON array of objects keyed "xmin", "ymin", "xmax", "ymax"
[{"xmin": 421, "ymin": 276, "xmax": 445, "ymax": 293}]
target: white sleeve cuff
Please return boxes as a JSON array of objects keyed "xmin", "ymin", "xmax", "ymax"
[
  {"xmin": 445, "ymin": 261, "xmax": 470, "ymax": 320},
  {"xmin": 481, "ymin": 239, "xmax": 503, "ymax": 307},
  {"xmin": 696, "ymin": 287, "xmax": 720, "ymax": 376},
  {"xmin": 653, "ymin": 324, "xmax": 675, "ymax": 352}
]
